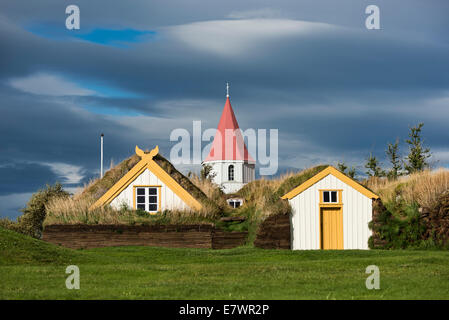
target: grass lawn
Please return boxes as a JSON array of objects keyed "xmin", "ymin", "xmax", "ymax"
[{"xmin": 1, "ymin": 227, "xmax": 448, "ymax": 300}]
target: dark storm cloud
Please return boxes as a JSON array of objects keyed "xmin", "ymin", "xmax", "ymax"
[
  {"xmin": 0, "ymin": 0, "xmax": 448, "ymax": 218},
  {"xmin": 1, "ymin": 9, "xmax": 448, "ymax": 147},
  {"xmin": 1, "ymin": 8, "xmax": 448, "ymax": 103},
  {"xmin": 0, "ymin": 85, "xmax": 177, "ymax": 170},
  {"xmin": 0, "ymin": 162, "xmax": 58, "ymax": 195},
  {"xmin": 1, "ymin": 1, "xmax": 448, "ymax": 37}
]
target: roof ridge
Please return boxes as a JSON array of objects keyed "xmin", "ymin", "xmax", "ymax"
[
  {"xmin": 90, "ymin": 146, "xmax": 205, "ymax": 211},
  {"xmin": 281, "ymin": 166, "xmax": 379, "ymax": 200}
]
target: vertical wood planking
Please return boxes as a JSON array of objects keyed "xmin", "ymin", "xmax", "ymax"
[
  {"xmin": 289, "ymin": 173, "xmax": 373, "ymax": 250},
  {"xmin": 111, "ymin": 168, "xmax": 191, "ymax": 212}
]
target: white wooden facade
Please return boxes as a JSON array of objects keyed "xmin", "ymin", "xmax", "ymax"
[
  {"xmin": 91, "ymin": 145, "xmax": 203, "ymax": 213},
  {"xmin": 282, "ymin": 167, "xmax": 378, "ymax": 250},
  {"xmin": 110, "ymin": 168, "xmax": 191, "ymax": 211}
]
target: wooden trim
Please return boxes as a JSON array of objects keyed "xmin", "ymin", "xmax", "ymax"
[
  {"xmin": 319, "ymin": 203, "xmax": 343, "ymax": 208},
  {"xmin": 281, "ymin": 166, "xmax": 379, "ymax": 200},
  {"xmin": 319, "ymin": 207, "xmax": 322, "ymax": 249},
  {"xmin": 90, "ymin": 160, "xmax": 148, "ymax": 209},
  {"xmin": 319, "ymin": 189, "xmax": 343, "ymax": 206},
  {"xmin": 146, "ymin": 160, "xmax": 202, "ymax": 211},
  {"xmin": 90, "ymin": 145, "xmax": 203, "ymax": 211}
]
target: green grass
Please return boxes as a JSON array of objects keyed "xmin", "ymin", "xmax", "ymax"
[{"xmin": 1, "ymin": 227, "xmax": 449, "ymax": 299}]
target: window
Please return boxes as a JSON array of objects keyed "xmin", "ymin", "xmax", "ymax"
[
  {"xmin": 135, "ymin": 187, "xmax": 159, "ymax": 212},
  {"xmin": 227, "ymin": 199, "xmax": 243, "ymax": 208},
  {"xmin": 228, "ymin": 165, "xmax": 234, "ymax": 181},
  {"xmin": 322, "ymin": 190, "xmax": 338, "ymax": 203}
]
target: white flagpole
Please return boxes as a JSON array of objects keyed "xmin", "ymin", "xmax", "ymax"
[{"xmin": 100, "ymin": 133, "xmax": 104, "ymax": 178}]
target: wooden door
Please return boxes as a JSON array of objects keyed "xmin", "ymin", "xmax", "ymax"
[{"xmin": 320, "ymin": 207, "xmax": 343, "ymax": 249}]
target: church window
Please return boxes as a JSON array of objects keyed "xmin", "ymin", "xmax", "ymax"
[{"xmin": 228, "ymin": 165, "xmax": 234, "ymax": 181}]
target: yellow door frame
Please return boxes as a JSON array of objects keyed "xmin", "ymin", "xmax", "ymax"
[{"xmin": 319, "ymin": 189, "xmax": 343, "ymax": 250}]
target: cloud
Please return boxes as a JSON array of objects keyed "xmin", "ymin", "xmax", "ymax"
[
  {"xmin": 0, "ymin": 192, "xmax": 33, "ymax": 220},
  {"xmin": 226, "ymin": 8, "xmax": 283, "ymax": 19},
  {"xmin": 166, "ymin": 19, "xmax": 335, "ymax": 56},
  {"xmin": 0, "ymin": 162, "xmax": 58, "ymax": 195},
  {"xmin": 0, "ymin": 1, "xmax": 449, "ymax": 218},
  {"xmin": 41, "ymin": 162, "xmax": 85, "ymax": 184},
  {"xmin": 430, "ymin": 150, "xmax": 449, "ymax": 166},
  {"xmin": 8, "ymin": 73, "xmax": 96, "ymax": 96}
]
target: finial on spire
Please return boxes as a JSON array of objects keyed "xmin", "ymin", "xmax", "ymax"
[{"xmin": 226, "ymin": 82, "xmax": 230, "ymax": 98}]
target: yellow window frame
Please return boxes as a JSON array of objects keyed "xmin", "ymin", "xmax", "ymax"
[{"xmin": 319, "ymin": 189, "xmax": 343, "ymax": 207}]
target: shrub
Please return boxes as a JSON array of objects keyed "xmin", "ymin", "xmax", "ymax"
[
  {"xmin": 364, "ymin": 169, "xmax": 449, "ymax": 249},
  {"xmin": 369, "ymin": 201, "xmax": 429, "ymax": 249}
]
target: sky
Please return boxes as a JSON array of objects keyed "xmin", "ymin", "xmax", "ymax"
[{"xmin": 0, "ymin": 0, "xmax": 448, "ymax": 219}]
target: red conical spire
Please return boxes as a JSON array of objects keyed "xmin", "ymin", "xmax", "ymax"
[{"xmin": 205, "ymin": 90, "xmax": 254, "ymax": 162}]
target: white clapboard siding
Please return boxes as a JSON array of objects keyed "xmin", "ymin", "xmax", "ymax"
[
  {"xmin": 110, "ymin": 168, "xmax": 191, "ymax": 211},
  {"xmin": 289, "ymin": 174, "xmax": 372, "ymax": 250}
]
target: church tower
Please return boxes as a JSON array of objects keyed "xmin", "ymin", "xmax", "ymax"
[{"xmin": 203, "ymin": 83, "xmax": 255, "ymax": 194}]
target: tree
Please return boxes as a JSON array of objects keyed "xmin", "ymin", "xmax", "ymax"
[
  {"xmin": 337, "ymin": 162, "xmax": 356, "ymax": 179},
  {"xmin": 365, "ymin": 153, "xmax": 385, "ymax": 177},
  {"xmin": 404, "ymin": 123, "xmax": 431, "ymax": 174},
  {"xmin": 0, "ymin": 183, "xmax": 69, "ymax": 239},
  {"xmin": 337, "ymin": 162, "xmax": 347, "ymax": 174},
  {"xmin": 200, "ymin": 163, "xmax": 216, "ymax": 181},
  {"xmin": 385, "ymin": 139, "xmax": 402, "ymax": 180},
  {"xmin": 347, "ymin": 166, "xmax": 356, "ymax": 179}
]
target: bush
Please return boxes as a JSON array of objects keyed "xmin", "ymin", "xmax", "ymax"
[
  {"xmin": 0, "ymin": 183, "xmax": 69, "ymax": 239},
  {"xmin": 369, "ymin": 201, "xmax": 428, "ymax": 249},
  {"xmin": 367, "ymin": 169, "xmax": 449, "ymax": 249}
]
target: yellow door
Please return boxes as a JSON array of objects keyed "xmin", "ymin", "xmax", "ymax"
[{"xmin": 320, "ymin": 207, "xmax": 343, "ymax": 250}]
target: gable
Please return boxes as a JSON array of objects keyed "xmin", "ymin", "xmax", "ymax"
[
  {"xmin": 281, "ymin": 166, "xmax": 379, "ymax": 200},
  {"xmin": 90, "ymin": 146, "xmax": 203, "ymax": 211},
  {"xmin": 110, "ymin": 168, "xmax": 192, "ymax": 211}
]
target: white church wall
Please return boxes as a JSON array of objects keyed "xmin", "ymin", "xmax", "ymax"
[{"xmin": 204, "ymin": 160, "xmax": 255, "ymax": 194}]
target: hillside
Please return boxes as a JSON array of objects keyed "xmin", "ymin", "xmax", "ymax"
[{"xmin": 0, "ymin": 227, "xmax": 84, "ymax": 265}]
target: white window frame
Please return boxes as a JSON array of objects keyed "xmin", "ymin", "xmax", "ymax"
[
  {"xmin": 135, "ymin": 186, "xmax": 160, "ymax": 213},
  {"xmin": 227, "ymin": 198, "xmax": 243, "ymax": 208},
  {"xmin": 322, "ymin": 190, "xmax": 338, "ymax": 203}
]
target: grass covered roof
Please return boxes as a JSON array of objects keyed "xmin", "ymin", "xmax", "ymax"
[{"xmin": 80, "ymin": 152, "xmax": 211, "ymax": 208}]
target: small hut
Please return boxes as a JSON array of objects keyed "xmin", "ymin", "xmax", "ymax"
[{"xmin": 281, "ymin": 166, "xmax": 379, "ymax": 250}]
